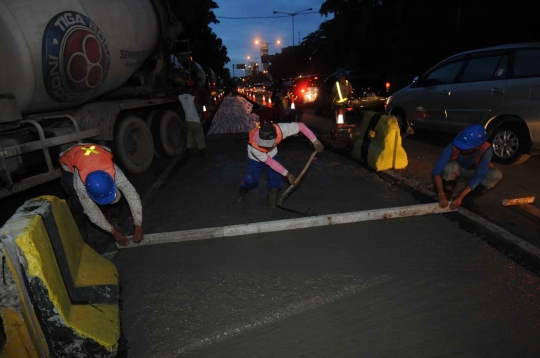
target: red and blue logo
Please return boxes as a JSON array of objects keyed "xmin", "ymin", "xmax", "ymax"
[{"xmin": 42, "ymin": 11, "xmax": 110, "ymax": 102}]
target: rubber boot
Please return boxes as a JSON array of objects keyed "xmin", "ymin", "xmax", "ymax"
[
  {"xmin": 199, "ymin": 148, "xmax": 207, "ymax": 160},
  {"xmin": 462, "ymin": 184, "xmax": 489, "ymax": 214},
  {"xmin": 236, "ymin": 188, "xmax": 249, "ymax": 204},
  {"xmin": 188, "ymin": 148, "xmax": 198, "ymax": 161},
  {"xmin": 267, "ymin": 188, "xmax": 279, "ymax": 208},
  {"xmin": 442, "ymin": 179, "xmax": 457, "ymax": 200}
]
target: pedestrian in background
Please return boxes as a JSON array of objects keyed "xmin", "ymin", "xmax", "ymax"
[{"xmin": 179, "ymin": 80, "xmax": 207, "ymax": 159}]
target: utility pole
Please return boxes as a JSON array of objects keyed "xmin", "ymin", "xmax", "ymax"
[{"xmin": 273, "ymin": 8, "xmax": 312, "ymax": 73}]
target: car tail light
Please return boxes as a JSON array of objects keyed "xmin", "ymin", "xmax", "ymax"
[
  {"xmin": 263, "ymin": 86, "xmax": 265, "ymax": 89},
  {"xmin": 301, "ymin": 89, "xmax": 305, "ymax": 93},
  {"xmin": 385, "ymin": 82, "xmax": 391, "ymax": 89}
]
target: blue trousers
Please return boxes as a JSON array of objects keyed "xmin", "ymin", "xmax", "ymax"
[{"xmin": 241, "ymin": 155, "xmax": 283, "ymax": 190}]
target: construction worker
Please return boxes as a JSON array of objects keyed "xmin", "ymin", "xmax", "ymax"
[
  {"xmin": 432, "ymin": 124, "xmax": 502, "ymax": 213},
  {"xmin": 332, "ymin": 69, "xmax": 353, "ymax": 124},
  {"xmin": 59, "ymin": 143, "xmax": 143, "ymax": 253},
  {"xmin": 236, "ymin": 123, "xmax": 324, "ymax": 207},
  {"xmin": 179, "ymin": 80, "xmax": 207, "ymax": 159}
]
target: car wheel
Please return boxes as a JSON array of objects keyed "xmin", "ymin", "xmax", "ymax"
[
  {"xmin": 390, "ymin": 109, "xmax": 408, "ymax": 136},
  {"xmin": 489, "ymin": 125, "xmax": 530, "ymax": 165},
  {"xmin": 114, "ymin": 114, "xmax": 154, "ymax": 174}
]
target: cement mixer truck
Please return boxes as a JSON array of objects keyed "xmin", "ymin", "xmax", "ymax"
[{"xmin": 0, "ymin": 0, "xmax": 211, "ymax": 199}]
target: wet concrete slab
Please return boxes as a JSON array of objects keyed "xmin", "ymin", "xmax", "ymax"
[
  {"xmin": 115, "ymin": 214, "xmax": 540, "ymax": 357},
  {"xmin": 142, "ymin": 130, "xmax": 418, "ymax": 235}
]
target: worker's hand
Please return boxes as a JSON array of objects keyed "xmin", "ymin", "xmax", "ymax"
[
  {"xmin": 437, "ymin": 192, "xmax": 449, "ymax": 209},
  {"xmin": 286, "ymin": 173, "xmax": 296, "ymax": 185},
  {"xmin": 133, "ymin": 225, "xmax": 144, "ymax": 244},
  {"xmin": 450, "ymin": 196, "xmax": 463, "ymax": 210},
  {"xmin": 313, "ymin": 139, "xmax": 324, "ymax": 154},
  {"xmin": 111, "ymin": 228, "xmax": 129, "ymax": 247}
]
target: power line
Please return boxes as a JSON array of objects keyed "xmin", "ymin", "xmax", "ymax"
[{"xmin": 216, "ymin": 11, "xmax": 319, "ymax": 20}]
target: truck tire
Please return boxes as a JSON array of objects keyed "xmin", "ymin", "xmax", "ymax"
[
  {"xmin": 114, "ymin": 115, "xmax": 154, "ymax": 174},
  {"xmin": 151, "ymin": 110, "xmax": 186, "ymax": 158}
]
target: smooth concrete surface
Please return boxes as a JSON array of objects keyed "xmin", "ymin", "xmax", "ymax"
[{"xmin": 115, "ymin": 214, "xmax": 540, "ymax": 357}]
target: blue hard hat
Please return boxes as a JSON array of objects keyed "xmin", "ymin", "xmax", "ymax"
[
  {"xmin": 453, "ymin": 124, "xmax": 487, "ymax": 150},
  {"xmin": 336, "ymin": 68, "xmax": 347, "ymax": 78},
  {"xmin": 85, "ymin": 170, "xmax": 117, "ymax": 205}
]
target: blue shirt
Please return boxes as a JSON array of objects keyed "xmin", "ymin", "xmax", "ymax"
[{"xmin": 432, "ymin": 143, "xmax": 493, "ymax": 189}]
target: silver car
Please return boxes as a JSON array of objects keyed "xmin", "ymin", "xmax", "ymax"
[{"xmin": 386, "ymin": 42, "xmax": 540, "ymax": 165}]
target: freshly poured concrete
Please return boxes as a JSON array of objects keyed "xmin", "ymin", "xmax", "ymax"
[{"xmin": 115, "ymin": 214, "xmax": 540, "ymax": 357}]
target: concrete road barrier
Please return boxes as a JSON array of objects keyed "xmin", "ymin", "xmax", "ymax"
[
  {"xmin": 0, "ymin": 196, "xmax": 120, "ymax": 357},
  {"xmin": 352, "ymin": 112, "xmax": 408, "ymax": 171}
]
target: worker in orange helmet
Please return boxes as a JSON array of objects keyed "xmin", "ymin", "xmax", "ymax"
[{"xmin": 59, "ymin": 143, "xmax": 144, "ymax": 254}]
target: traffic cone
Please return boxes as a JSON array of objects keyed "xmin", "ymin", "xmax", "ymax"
[
  {"xmin": 337, "ymin": 109, "xmax": 344, "ymax": 124},
  {"xmin": 268, "ymin": 97, "xmax": 272, "ymax": 107},
  {"xmin": 262, "ymin": 95, "xmax": 266, "ymax": 105},
  {"xmin": 203, "ymin": 105, "xmax": 209, "ymax": 119},
  {"xmin": 213, "ymin": 97, "xmax": 217, "ymax": 105},
  {"xmin": 291, "ymin": 100, "xmax": 295, "ymax": 110}
]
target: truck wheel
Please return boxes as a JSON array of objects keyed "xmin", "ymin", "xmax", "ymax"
[
  {"xmin": 115, "ymin": 115, "xmax": 154, "ymax": 174},
  {"xmin": 151, "ymin": 110, "xmax": 186, "ymax": 158}
]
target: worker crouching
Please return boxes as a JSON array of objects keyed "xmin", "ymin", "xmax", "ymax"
[
  {"xmin": 432, "ymin": 124, "xmax": 502, "ymax": 213},
  {"xmin": 236, "ymin": 123, "xmax": 324, "ymax": 208}
]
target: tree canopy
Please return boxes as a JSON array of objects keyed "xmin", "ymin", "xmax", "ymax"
[
  {"xmin": 268, "ymin": 0, "xmax": 540, "ymax": 83},
  {"xmin": 169, "ymin": 0, "xmax": 231, "ymax": 81}
]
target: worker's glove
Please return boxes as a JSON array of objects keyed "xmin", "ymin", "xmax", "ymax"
[
  {"xmin": 133, "ymin": 225, "xmax": 144, "ymax": 244},
  {"xmin": 111, "ymin": 228, "xmax": 129, "ymax": 247},
  {"xmin": 286, "ymin": 173, "xmax": 296, "ymax": 185},
  {"xmin": 313, "ymin": 139, "xmax": 324, "ymax": 154}
]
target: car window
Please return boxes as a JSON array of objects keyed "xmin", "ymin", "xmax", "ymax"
[
  {"xmin": 512, "ymin": 49, "xmax": 540, "ymax": 78},
  {"xmin": 425, "ymin": 61, "xmax": 464, "ymax": 85},
  {"xmin": 461, "ymin": 55, "xmax": 504, "ymax": 82}
]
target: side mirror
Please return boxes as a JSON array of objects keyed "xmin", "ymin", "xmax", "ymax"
[{"xmin": 411, "ymin": 75, "xmax": 424, "ymax": 87}]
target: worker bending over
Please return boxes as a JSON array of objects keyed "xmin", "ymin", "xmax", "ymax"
[
  {"xmin": 432, "ymin": 124, "xmax": 502, "ymax": 213},
  {"xmin": 60, "ymin": 143, "xmax": 144, "ymax": 253},
  {"xmin": 236, "ymin": 123, "xmax": 324, "ymax": 208}
]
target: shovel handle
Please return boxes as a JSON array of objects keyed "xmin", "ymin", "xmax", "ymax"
[
  {"xmin": 293, "ymin": 151, "xmax": 317, "ymax": 184},
  {"xmin": 277, "ymin": 151, "xmax": 317, "ymax": 206}
]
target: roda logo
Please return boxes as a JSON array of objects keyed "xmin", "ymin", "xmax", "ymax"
[{"xmin": 42, "ymin": 11, "xmax": 110, "ymax": 102}]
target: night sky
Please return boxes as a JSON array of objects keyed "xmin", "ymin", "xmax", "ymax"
[{"xmin": 209, "ymin": 0, "xmax": 332, "ymax": 76}]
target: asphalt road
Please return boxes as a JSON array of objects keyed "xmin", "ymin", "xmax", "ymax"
[
  {"xmin": 114, "ymin": 95, "xmax": 540, "ymax": 357},
  {"xmin": 297, "ymin": 106, "xmax": 540, "ymax": 248},
  {"xmin": 2, "ymin": 94, "xmax": 539, "ymax": 357}
]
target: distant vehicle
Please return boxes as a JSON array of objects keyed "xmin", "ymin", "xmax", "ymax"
[
  {"xmin": 291, "ymin": 75, "xmax": 320, "ymax": 106},
  {"xmin": 315, "ymin": 71, "xmax": 392, "ymax": 115},
  {"xmin": 386, "ymin": 42, "xmax": 540, "ymax": 165},
  {"xmin": 253, "ymin": 83, "xmax": 267, "ymax": 94},
  {"xmin": 281, "ymin": 78, "xmax": 295, "ymax": 91}
]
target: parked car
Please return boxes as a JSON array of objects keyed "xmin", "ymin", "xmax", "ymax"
[
  {"xmin": 385, "ymin": 42, "xmax": 540, "ymax": 165},
  {"xmin": 315, "ymin": 71, "xmax": 392, "ymax": 115},
  {"xmin": 291, "ymin": 75, "xmax": 320, "ymax": 106}
]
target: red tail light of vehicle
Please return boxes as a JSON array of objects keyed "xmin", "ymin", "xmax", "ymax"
[
  {"xmin": 300, "ymin": 89, "xmax": 305, "ymax": 93},
  {"xmin": 385, "ymin": 82, "xmax": 391, "ymax": 90}
]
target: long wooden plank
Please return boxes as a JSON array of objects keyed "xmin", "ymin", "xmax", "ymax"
[{"xmin": 121, "ymin": 202, "xmax": 455, "ymax": 248}]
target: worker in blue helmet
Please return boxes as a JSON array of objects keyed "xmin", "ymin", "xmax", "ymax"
[
  {"xmin": 432, "ymin": 124, "xmax": 502, "ymax": 212},
  {"xmin": 331, "ymin": 68, "xmax": 353, "ymax": 124},
  {"xmin": 60, "ymin": 143, "xmax": 144, "ymax": 255}
]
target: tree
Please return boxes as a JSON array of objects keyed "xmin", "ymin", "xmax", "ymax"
[{"xmin": 168, "ymin": 0, "xmax": 230, "ymax": 78}]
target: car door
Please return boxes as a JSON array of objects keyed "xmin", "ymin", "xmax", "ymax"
[
  {"xmin": 408, "ymin": 60, "xmax": 465, "ymax": 129},
  {"xmin": 446, "ymin": 52, "xmax": 509, "ymax": 132}
]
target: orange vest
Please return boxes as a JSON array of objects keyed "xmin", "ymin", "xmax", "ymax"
[
  {"xmin": 60, "ymin": 144, "xmax": 116, "ymax": 183},
  {"xmin": 451, "ymin": 142, "xmax": 494, "ymax": 168},
  {"xmin": 248, "ymin": 124, "xmax": 283, "ymax": 153}
]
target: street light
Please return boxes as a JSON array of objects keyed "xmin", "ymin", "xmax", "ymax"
[{"xmin": 272, "ymin": 8, "xmax": 312, "ymax": 48}]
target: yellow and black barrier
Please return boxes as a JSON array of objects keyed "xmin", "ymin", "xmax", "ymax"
[
  {"xmin": 352, "ymin": 112, "xmax": 408, "ymax": 171},
  {"xmin": 1, "ymin": 196, "xmax": 119, "ymax": 357}
]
